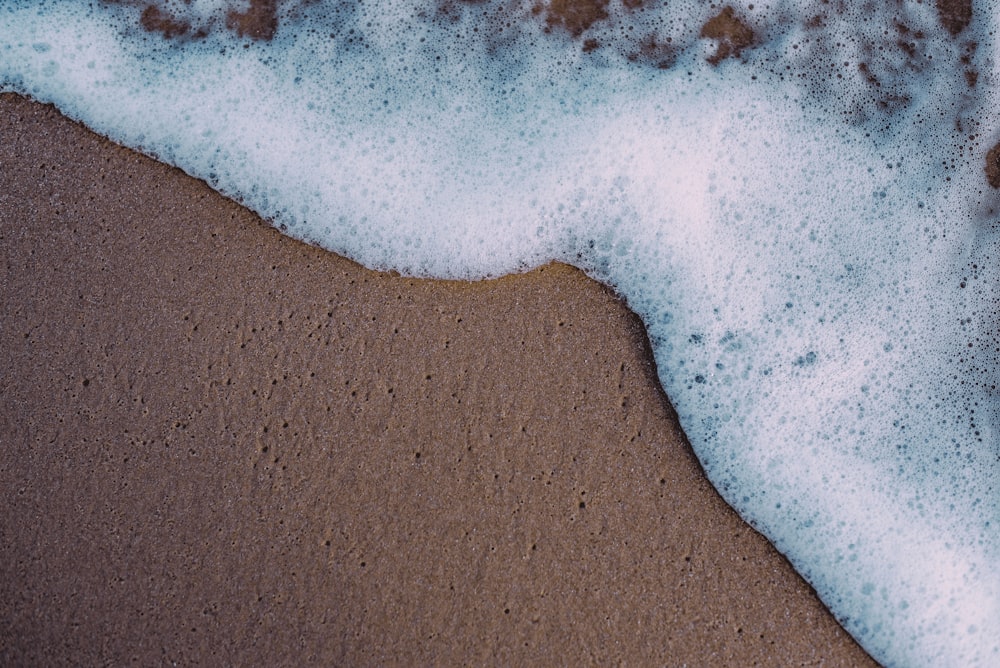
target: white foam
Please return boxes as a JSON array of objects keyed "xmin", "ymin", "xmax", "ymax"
[{"xmin": 4, "ymin": 1, "xmax": 1000, "ymax": 664}]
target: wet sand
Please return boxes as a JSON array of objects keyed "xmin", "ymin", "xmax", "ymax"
[{"xmin": 0, "ymin": 92, "xmax": 876, "ymax": 665}]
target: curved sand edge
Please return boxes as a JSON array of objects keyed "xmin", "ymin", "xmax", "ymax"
[{"xmin": 0, "ymin": 93, "xmax": 876, "ymax": 665}]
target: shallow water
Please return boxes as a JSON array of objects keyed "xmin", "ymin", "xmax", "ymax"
[{"xmin": 3, "ymin": 1, "xmax": 1000, "ymax": 664}]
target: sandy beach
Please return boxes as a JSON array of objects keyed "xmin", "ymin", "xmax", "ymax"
[{"xmin": 0, "ymin": 92, "xmax": 876, "ymax": 664}]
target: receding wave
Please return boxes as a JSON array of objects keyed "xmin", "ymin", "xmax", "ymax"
[{"xmin": 3, "ymin": 0, "xmax": 1000, "ymax": 664}]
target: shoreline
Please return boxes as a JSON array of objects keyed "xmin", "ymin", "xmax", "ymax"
[{"xmin": 0, "ymin": 92, "xmax": 876, "ymax": 665}]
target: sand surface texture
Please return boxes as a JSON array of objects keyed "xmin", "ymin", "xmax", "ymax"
[{"xmin": 0, "ymin": 93, "xmax": 876, "ymax": 665}]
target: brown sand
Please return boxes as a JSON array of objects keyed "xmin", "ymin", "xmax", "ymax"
[{"xmin": 0, "ymin": 93, "xmax": 876, "ymax": 665}]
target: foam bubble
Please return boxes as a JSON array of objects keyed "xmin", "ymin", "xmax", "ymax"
[{"xmin": 3, "ymin": 0, "xmax": 1000, "ymax": 664}]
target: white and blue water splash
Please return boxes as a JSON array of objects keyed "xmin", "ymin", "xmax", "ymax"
[{"xmin": 3, "ymin": 0, "xmax": 1000, "ymax": 664}]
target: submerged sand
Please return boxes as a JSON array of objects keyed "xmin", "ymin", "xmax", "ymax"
[{"xmin": 0, "ymin": 93, "xmax": 876, "ymax": 665}]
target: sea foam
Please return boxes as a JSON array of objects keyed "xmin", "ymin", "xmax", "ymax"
[{"xmin": 3, "ymin": 0, "xmax": 1000, "ymax": 664}]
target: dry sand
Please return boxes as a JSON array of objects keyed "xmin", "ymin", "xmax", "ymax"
[{"xmin": 0, "ymin": 92, "xmax": 877, "ymax": 665}]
